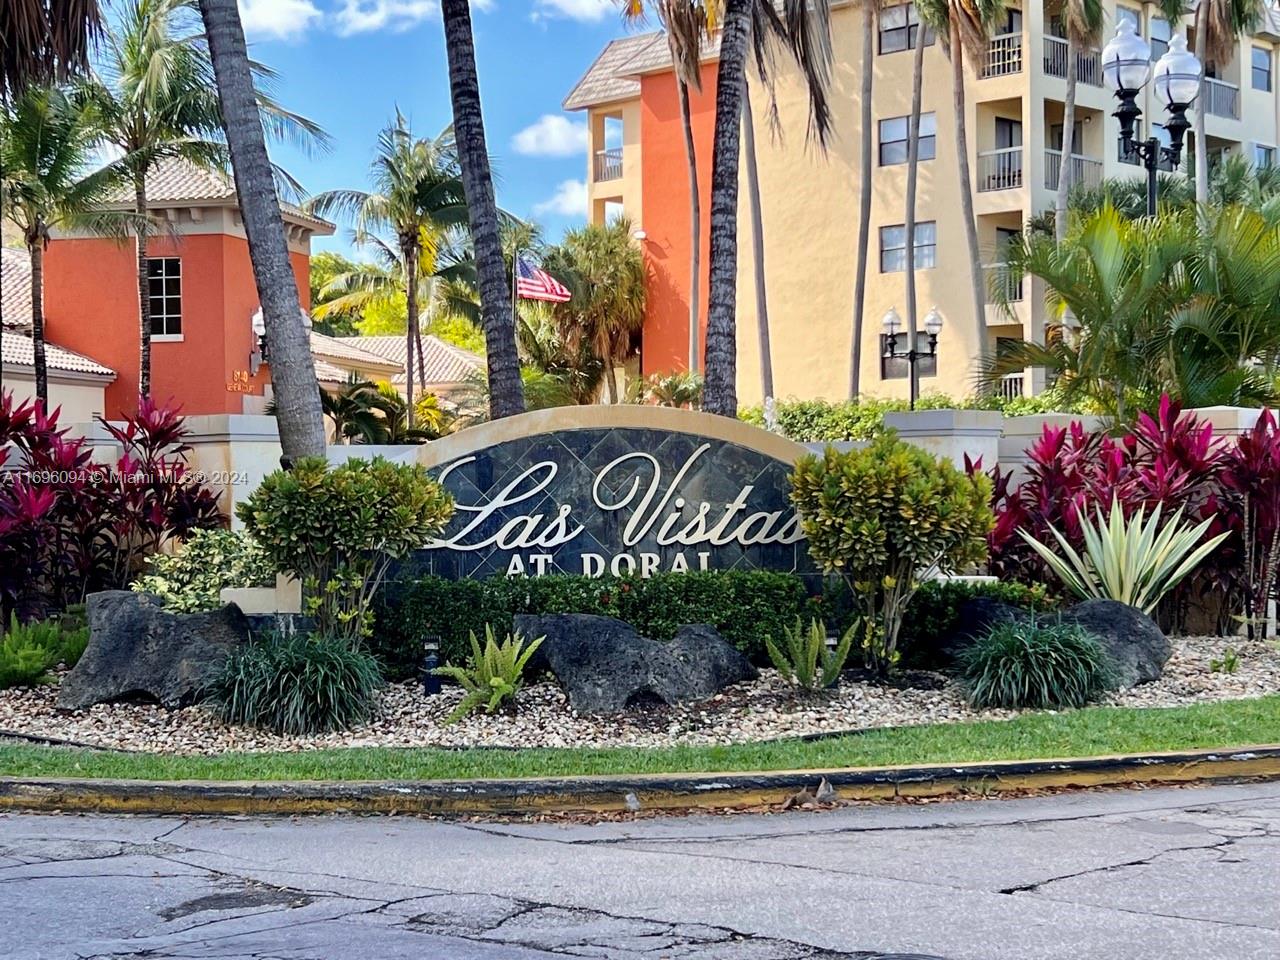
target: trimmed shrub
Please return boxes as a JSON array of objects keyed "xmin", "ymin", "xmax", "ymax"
[
  {"xmin": 766, "ymin": 618, "xmax": 853, "ymax": 690},
  {"xmin": 207, "ymin": 633, "xmax": 384, "ymax": 735},
  {"xmin": 960, "ymin": 620, "xmax": 1110, "ymax": 709},
  {"xmin": 133, "ymin": 529, "xmax": 275, "ymax": 612},
  {"xmin": 432, "ymin": 625, "xmax": 543, "ymax": 723}
]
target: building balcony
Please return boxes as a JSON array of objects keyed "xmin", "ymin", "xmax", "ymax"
[
  {"xmin": 977, "ymin": 147, "xmax": 1023, "ymax": 191},
  {"xmin": 1202, "ymin": 78, "xmax": 1240, "ymax": 119},
  {"xmin": 1044, "ymin": 149, "xmax": 1103, "ymax": 191},
  {"xmin": 983, "ymin": 33, "xmax": 1023, "ymax": 78},
  {"xmin": 998, "ymin": 372, "xmax": 1026, "ymax": 402},
  {"xmin": 593, "ymin": 147, "xmax": 623, "ymax": 183},
  {"xmin": 985, "ymin": 262, "xmax": 1024, "ymax": 304},
  {"xmin": 1042, "ymin": 36, "xmax": 1102, "ymax": 87}
]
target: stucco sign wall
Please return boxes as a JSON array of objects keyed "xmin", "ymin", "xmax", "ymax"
[{"xmin": 409, "ymin": 407, "xmax": 812, "ymax": 580}]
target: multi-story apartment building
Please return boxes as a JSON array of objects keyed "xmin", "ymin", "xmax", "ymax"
[{"xmin": 565, "ymin": 1, "xmax": 1280, "ymax": 405}]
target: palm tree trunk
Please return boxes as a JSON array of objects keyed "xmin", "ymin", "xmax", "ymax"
[
  {"xmin": 905, "ymin": 20, "xmax": 927, "ymax": 395},
  {"xmin": 741, "ymin": 79, "xmax": 772, "ymax": 402},
  {"xmin": 678, "ymin": 77, "xmax": 701, "ymax": 373},
  {"xmin": 850, "ymin": 0, "xmax": 875, "ymax": 398},
  {"xmin": 951, "ymin": 20, "xmax": 989, "ymax": 376},
  {"xmin": 134, "ymin": 173, "xmax": 151, "ymax": 399},
  {"xmin": 28, "ymin": 239, "xmax": 49, "ymax": 405},
  {"xmin": 1192, "ymin": 5, "xmax": 1209, "ymax": 205},
  {"xmin": 702, "ymin": 0, "xmax": 752, "ymax": 418},
  {"xmin": 441, "ymin": 0, "xmax": 525, "ymax": 420},
  {"xmin": 198, "ymin": 0, "xmax": 326, "ymax": 462},
  {"xmin": 1055, "ymin": 35, "xmax": 1078, "ymax": 244},
  {"xmin": 404, "ymin": 252, "xmax": 418, "ymax": 426}
]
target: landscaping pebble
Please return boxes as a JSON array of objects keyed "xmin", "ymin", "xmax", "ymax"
[{"xmin": 0, "ymin": 637, "xmax": 1275, "ymax": 757}]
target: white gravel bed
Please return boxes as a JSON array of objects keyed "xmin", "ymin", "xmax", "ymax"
[{"xmin": 0, "ymin": 637, "xmax": 1276, "ymax": 756}]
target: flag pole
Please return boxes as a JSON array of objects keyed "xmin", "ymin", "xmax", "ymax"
[{"xmin": 511, "ymin": 245, "xmax": 518, "ymax": 331}]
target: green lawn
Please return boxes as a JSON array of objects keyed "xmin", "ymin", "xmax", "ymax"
[{"xmin": 1, "ymin": 696, "xmax": 1277, "ymax": 783}]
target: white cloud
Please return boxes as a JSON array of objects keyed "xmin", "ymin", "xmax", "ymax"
[
  {"xmin": 533, "ymin": 179, "xmax": 587, "ymax": 218},
  {"xmin": 334, "ymin": 0, "xmax": 439, "ymax": 35},
  {"xmin": 533, "ymin": 0, "xmax": 614, "ymax": 23},
  {"xmin": 512, "ymin": 115, "xmax": 588, "ymax": 158},
  {"xmin": 239, "ymin": 0, "xmax": 322, "ymax": 40}
]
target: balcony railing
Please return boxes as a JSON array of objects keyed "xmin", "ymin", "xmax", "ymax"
[
  {"xmin": 593, "ymin": 147, "xmax": 623, "ymax": 182},
  {"xmin": 1203, "ymin": 78, "xmax": 1240, "ymax": 119},
  {"xmin": 1043, "ymin": 36, "xmax": 1103, "ymax": 87},
  {"xmin": 977, "ymin": 146, "xmax": 1023, "ymax": 191},
  {"xmin": 985, "ymin": 262, "xmax": 1024, "ymax": 303},
  {"xmin": 1044, "ymin": 149, "xmax": 1104, "ymax": 191},
  {"xmin": 998, "ymin": 373, "xmax": 1026, "ymax": 402},
  {"xmin": 983, "ymin": 33, "xmax": 1023, "ymax": 77}
]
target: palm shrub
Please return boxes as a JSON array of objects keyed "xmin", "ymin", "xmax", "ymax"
[
  {"xmin": 1020, "ymin": 498, "xmax": 1228, "ymax": 615},
  {"xmin": 432, "ymin": 625, "xmax": 543, "ymax": 723},
  {"xmin": 236, "ymin": 457, "xmax": 453, "ymax": 644},
  {"xmin": 207, "ymin": 633, "xmax": 383, "ymax": 735},
  {"xmin": 790, "ymin": 435, "xmax": 993, "ymax": 675},
  {"xmin": 960, "ymin": 621, "xmax": 1110, "ymax": 710},
  {"xmin": 766, "ymin": 619, "xmax": 853, "ymax": 691},
  {"xmin": 132, "ymin": 529, "xmax": 274, "ymax": 612}
]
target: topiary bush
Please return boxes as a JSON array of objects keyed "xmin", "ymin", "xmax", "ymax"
[
  {"xmin": 207, "ymin": 633, "xmax": 384, "ymax": 735},
  {"xmin": 236, "ymin": 456, "xmax": 454, "ymax": 644},
  {"xmin": 960, "ymin": 620, "xmax": 1110, "ymax": 710},
  {"xmin": 132, "ymin": 529, "xmax": 275, "ymax": 612},
  {"xmin": 790, "ymin": 435, "xmax": 993, "ymax": 675}
]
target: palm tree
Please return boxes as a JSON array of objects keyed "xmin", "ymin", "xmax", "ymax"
[
  {"xmin": 740, "ymin": 76, "xmax": 773, "ymax": 402},
  {"xmin": 440, "ymin": 0, "xmax": 524, "ymax": 420},
  {"xmin": 918, "ymin": 0, "xmax": 1004, "ymax": 380},
  {"xmin": 702, "ymin": 0, "xmax": 834, "ymax": 417},
  {"xmin": 308, "ymin": 117, "xmax": 470, "ymax": 423},
  {"xmin": 1192, "ymin": 0, "xmax": 1264, "ymax": 206},
  {"xmin": 903, "ymin": 11, "xmax": 930, "ymax": 380},
  {"xmin": 1053, "ymin": 0, "xmax": 1103, "ymax": 245},
  {"xmin": 0, "ymin": 85, "xmax": 133, "ymax": 402},
  {"xmin": 320, "ymin": 378, "xmax": 389, "ymax": 444},
  {"xmin": 542, "ymin": 217, "xmax": 648, "ymax": 403},
  {"xmin": 850, "ymin": 0, "xmax": 882, "ymax": 398},
  {"xmin": 0, "ymin": 0, "xmax": 102, "ymax": 98}
]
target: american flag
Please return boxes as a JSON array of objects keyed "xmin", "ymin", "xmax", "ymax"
[{"xmin": 515, "ymin": 256, "xmax": 571, "ymax": 303}]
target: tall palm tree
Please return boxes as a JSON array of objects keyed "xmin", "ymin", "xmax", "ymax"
[
  {"xmin": 701, "ymin": 0, "xmax": 834, "ymax": 417},
  {"xmin": 0, "ymin": 0, "xmax": 102, "ymax": 98},
  {"xmin": 197, "ymin": 0, "xmax": 327, "ymax": 459},
  {"xmin": 309, "ymin": 117, "xmax": 470, "ymax": 423},
  {"xmin": 850, "ymin": 0, "xmax": 882, "ymax": 398},
  {"xmin": 918, "ymin": 0, "xmax": 1004, "ymax": 379},
  {"xmin": 1053, "ymin": 0, "xmax": 1103, "ymax": 245},
  {"xmin": 0, "ymin": 84, "xmax": 133, "ymax": 402},
  {"xmin": 740, "ymin": 76, "xmax": 773, "ymax": 401},
  {"xmin": 440, "ymin": 0, "xmax": 525, "ymax": 420},
  {"xmin": 904, "ymin": 11, "xmax": 930, "ymax": 381},
  {"xmin": 1192, "ymin": 0, "xmax": 1264, "ymax": 206}
]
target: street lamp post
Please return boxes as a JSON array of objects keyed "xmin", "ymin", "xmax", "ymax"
[
  {"xmin": 882, "ymin": 306, "xmax": 944, "ymax": 411},
  {"xmin": 1102, "ymin": 22, "xmax": 1202, "ymax": 216}
]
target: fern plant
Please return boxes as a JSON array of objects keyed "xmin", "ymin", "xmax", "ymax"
[
  {"xmin": 765, "ymin": 618, "xmax": 854, "ymax": 690},
  {"xmin": 0, "ymin": 614, "xmax": 61, "ymax": 689},
  {"xmin": 433, "ymin": 625, "xmax": 544, "ymax": 723},
  {"xmin": 1019, "ymin": 499, "xmax": 1228, "ymax": 614}
]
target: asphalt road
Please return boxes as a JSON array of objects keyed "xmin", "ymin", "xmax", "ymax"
[{"xmin": 1, "ymin": 780, "xmax": 1277, "ymax": 960}]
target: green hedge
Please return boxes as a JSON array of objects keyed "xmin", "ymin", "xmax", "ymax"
[{"xmin": 370, "ymin": 572, "xmax": 1054, "ymax": 681}]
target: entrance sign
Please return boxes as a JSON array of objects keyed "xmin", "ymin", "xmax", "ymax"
[{"xmin": 412, "ymin": 407, "xmax": 812, "ymax": 579}]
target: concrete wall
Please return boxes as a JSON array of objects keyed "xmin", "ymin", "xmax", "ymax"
[{"xmin": 4, "ymin": 373, "xmax": 108, "ymax": 423}]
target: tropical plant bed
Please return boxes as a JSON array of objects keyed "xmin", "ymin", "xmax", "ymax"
[{"xmin": 0, "ymin": 637, "xmax": 1275, "ymax": 756}]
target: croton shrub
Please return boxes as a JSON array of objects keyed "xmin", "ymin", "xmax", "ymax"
[{"xmin": 0, "ymin": 391, "xmax": 223, "ymax": 620}]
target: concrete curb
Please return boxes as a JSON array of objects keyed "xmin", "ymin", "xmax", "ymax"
[{"xmin": 2, "ymin": 745, "xmax": 1279, "ymax": 817}]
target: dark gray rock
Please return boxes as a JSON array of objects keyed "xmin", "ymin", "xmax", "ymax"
[
  {"xmin": 939, "ymin": 598, "xmax": 1031, "ymax": 663},
  {"xmin": 514, "ymin": 614, "xmax": 757, "ymax": 715},
  {"xmin": 58, "ymin": 591, "xmax": 251, "ymax": 710},
  {"xmin": 1054, "ymin": 599, "xmax": 1170, "ymax": 690}
]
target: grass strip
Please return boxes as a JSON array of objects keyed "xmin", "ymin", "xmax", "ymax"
[{"xmin": 0, "ymin": 696, "xmax": 1277, "ymax": 783}]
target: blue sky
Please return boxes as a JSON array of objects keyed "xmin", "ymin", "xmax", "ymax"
[{"xmin": 238, "ymin": 0, "xmax": 634, "ymax": 257}]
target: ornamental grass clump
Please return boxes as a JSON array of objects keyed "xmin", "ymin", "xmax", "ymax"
[
  {"xmin": 960, "ymin": 621, "xmax": 1110, "ymax": 710},
  {"xmin": 432, "ymin": 625, "xmax": 543, "ymax": 723},
  {"xmin": 766, "ymin": 618, "xmax": 853, "ymax": 690},
  {"xmin": 790, "ymin": 435, "xmax": 993, "ymax": 675},
  {"xmin": 0, "ymin": 614, "xmax": 61, "ymax": 688}
]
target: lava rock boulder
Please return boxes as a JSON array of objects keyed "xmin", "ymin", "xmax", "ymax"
[
  {"xmin": 58, "ymin": 591, "xmax": 252, "ymax": 710},
  {"xmin": 1054, "ymin": 599, "xmax": 1170, "ymax": 690},
  {"xmin": 937, "ymin": 597, "xmax": 1032, "ymax": 664},
  {"xmin": 514, "ymin": 613, "xmax": 757, "ymax": 715}
]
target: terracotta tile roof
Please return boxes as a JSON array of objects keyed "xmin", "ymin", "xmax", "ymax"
[
  {"xmin": 335, "ymin": 334, "xmax": 484, "ymax": 387},
  {"xmin": 1, "ymin": 330, "xmax": 115, "ymax": 378},
  {"xmin": 563, "ymin": 33, "xmax": 663, "ymax": 110},
  {"xmin": 1, "ymin": 248, "xmax": 32, "ymax": 330},
  {"xmin": 309, "ymin": 331, "xmax": 401, "ymax": 371}
]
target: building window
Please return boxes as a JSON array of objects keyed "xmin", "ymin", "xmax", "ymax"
[
  {"xmin": 880, "ymin": 332, "xmax": 938, "ymax": 380},
  {"xmin": 879, "ymin": 113, "xmax": 936, "ymax": 165},
  {"xmin": 1254, "ymin": 46, "xmax": 1273, "ymax": 92},
  {"xmin": 1116, "ymin": 6, "xmax": 1141, "ymax": 35},
  {"xmin": 1257, "ymin": 144, "xmax": 1278, "ymax": 169},
  {"xmin": 879, "ymin": 221, "xmax": 937, "ymax": 272},
  {"xmin": 147, "ymin": 258, "xmax": 181, "ymax": 337},
  {"xmin": 1150, "ymin": 17, "xmax": 1171, "ymax": 60},
  {"xmin": 878, "ymin": 4, "xmax": 933, "ymax": 54}
]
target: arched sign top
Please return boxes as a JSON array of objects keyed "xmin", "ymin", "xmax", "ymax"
[{"xmin": 409, "ymin": 406, "xmax": 813, "ymax": 581}]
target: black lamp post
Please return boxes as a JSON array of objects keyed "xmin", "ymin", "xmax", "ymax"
[
  {"xmin": 1102, "ymin": 22, "xmax": 1203, "ymax": 216},
  {"xmin": 882, "ymin": 305, "xmax": 944, "ymax": 411}
]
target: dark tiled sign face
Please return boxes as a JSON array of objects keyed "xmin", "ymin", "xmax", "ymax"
[{"xmin": 411, "ymin": 426, "xmax": 811, "ymax": 580}]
